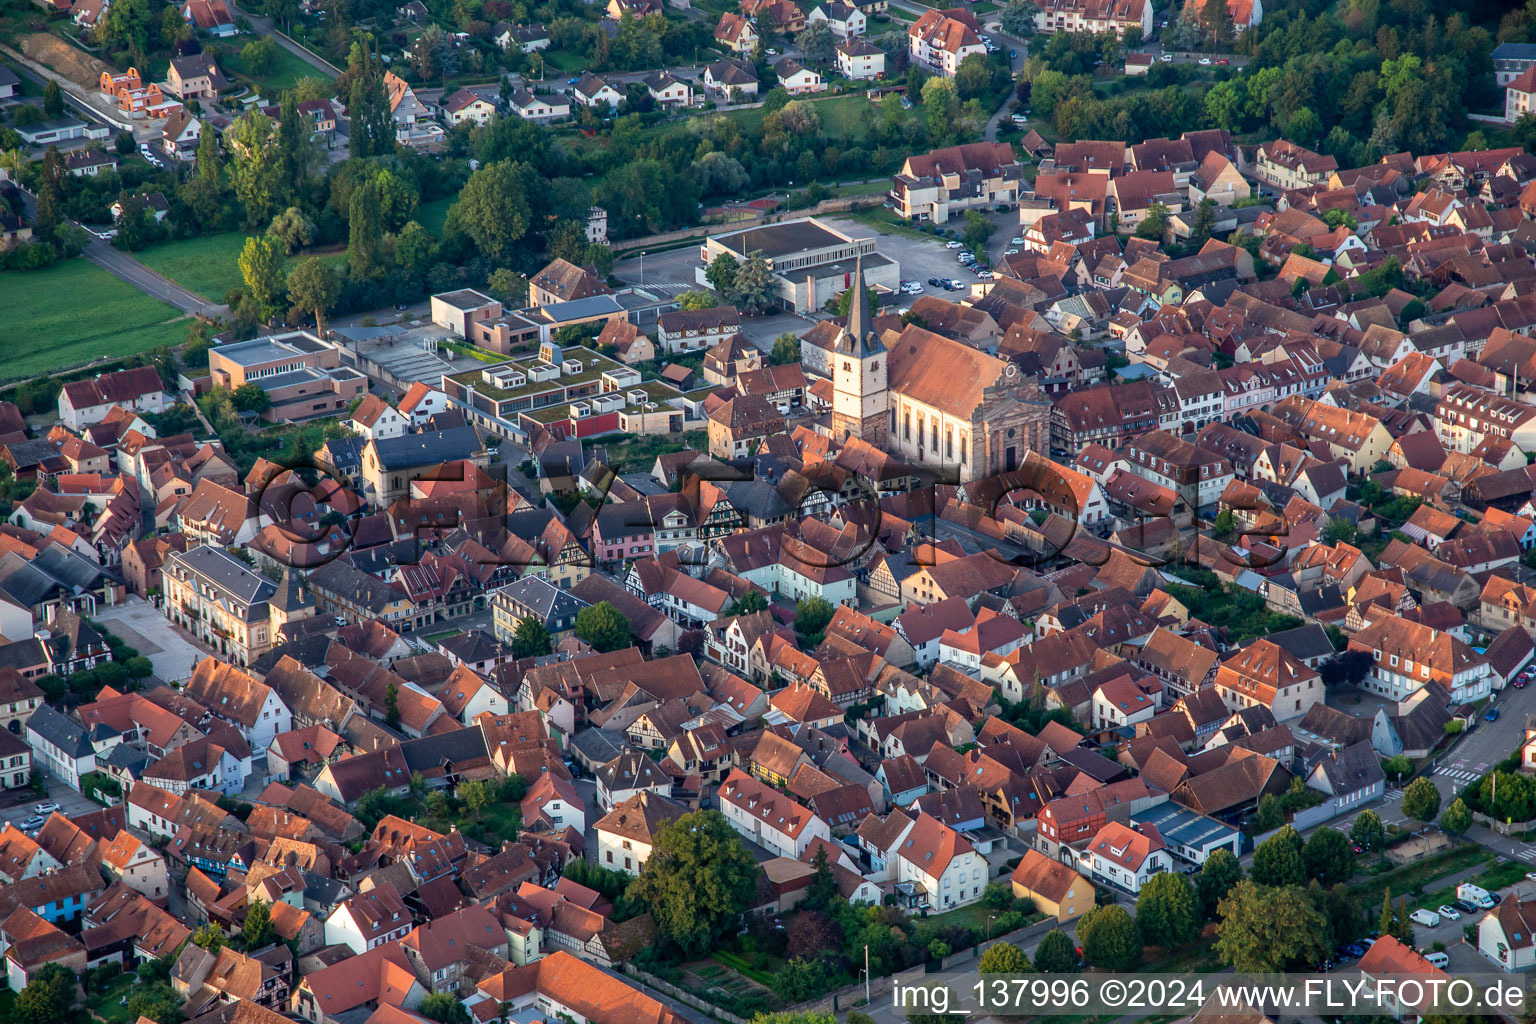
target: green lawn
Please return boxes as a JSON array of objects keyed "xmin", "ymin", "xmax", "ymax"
[
  {"xmin": 92, "ymin": 971, "xmax": 138, "ymax": 1024},
  {"xmin": 727, "ymin": 92, "xmax": 915, "ymax": 142},
  {"xmin": 137, "ymin": 234, "xmax": 347, "ymax": 302},
  {"xmin": 136, "ymin": 232, "xmax": 252, "ymax": 302},
  {"xmin": 418, "ymin": 196, "xmax": 455, "ymax": 237},
  {"xmin": 221, "ymin": 33, "xmax": 330, "ymax": 96},
  {"xmin": 0, "ymin": 260, "xmax": 187, "ymax": 383}
]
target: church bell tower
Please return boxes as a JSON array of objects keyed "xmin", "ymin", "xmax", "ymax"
[{"xmin": 830, "ymin": 257, "xmax": 889, "ymax": 446}]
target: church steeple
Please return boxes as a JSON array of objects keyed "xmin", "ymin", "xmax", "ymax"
[
  {"xmin": 836, "ymin": 256, "xmax": 884, "ymax": 357},
  {"xmin": 830, "ymin": 256, "xmax": 889, "ymax": 446}
]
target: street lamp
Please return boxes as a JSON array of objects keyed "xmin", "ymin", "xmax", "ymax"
[{"xmin": 987, "ymin": 914, "xmax": 997, "ymax": 940}]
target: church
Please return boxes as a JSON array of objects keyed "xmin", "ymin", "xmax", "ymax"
[{"xmin": 827, "ymin": 260, "xmax": 1053, "ymax": 484}]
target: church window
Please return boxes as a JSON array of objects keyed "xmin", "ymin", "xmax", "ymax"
[
  {"xmin": 904, "ymin": 409, "xmax": 911, "ymax": 440},
  {"xmin": 931, "ymin": 420, "xmax": 939, "ymax": 449},
  {"xmin": 946, "ymin": 428, "xmax": 953, "ymax": 458}
]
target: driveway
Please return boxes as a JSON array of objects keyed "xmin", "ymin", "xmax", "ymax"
[{"xmin": 93, "ymin": 595, "xmax": 211, "ymax": 683}]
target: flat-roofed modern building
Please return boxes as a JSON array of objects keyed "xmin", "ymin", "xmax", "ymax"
[
  {"xmin": 208, "ymin": 332, "xmax": 367, "ymax": 423},
  {"xmin": 697, "ymin": 217, "xmax": 899, "ymax": 313}
]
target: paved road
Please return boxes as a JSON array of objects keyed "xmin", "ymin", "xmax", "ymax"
[
  {"xmin": 18, "ymin": 186, "xmax": 226, "ymax": 318},
  {"xmin": 83, "ymin": 235, "xmax": 229, "ymax": 318}
]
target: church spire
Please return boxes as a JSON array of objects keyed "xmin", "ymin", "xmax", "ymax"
[{"xmin": 838, "ymin": 256, "xmax": 884, "ymax": 357}]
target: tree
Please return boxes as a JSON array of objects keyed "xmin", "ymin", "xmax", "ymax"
[
  {"xmin": 452, "ymin": 160, "xmax": 535, "ymax": 263},
  {"xmin": 512, "ymin": 616, "xmax": 552, "ymax": 658},
  {"xmin": 677, "ymin": 289, "xmax": 716, "ymax": 311},
  {"xmin": 418, "ymin": 993, "xmax": 469, "ymax": 1024},
  {"xmin": 349, "ymin": 64, "xmax": 393, "ymax": 159},
  {"xmin": 733, "ymin": 250, "xmax": 774, "ymax": 311},
  {"xmin": 102, "ymin": 0, "xmax": 151, "ymax": 63},
  {"xmin": 978, "ymin": 940, "xmax": 1032, "ymax": 973},
  {"xmin": 349, "ymin": 180, "xmax": 385, "ymax": 278},
  {"xmin": 1077, "ymin": 904, "xmax": 1139, "ymax": 971},
  {"xmin": 16, "ymin": 964, "xmax": 75, "ymax": 1024},
  {"xmin": 998, "ymin": 0, "xmax": 1039, "ymax": 35},
  {"xmin": 694, "ymin": 151, "xmax": 750, "ymax": 197},
  {"xmin": 921, "ymin": 77, "xmax": 959, "ymax": 141},
  {"xmin": 801, "ymin": 849, "xmax": 838, "ymax": 912},
  {"xmin": 460, "ymin": 779, "xmax": 491, "ymax": 818},
  {"xmin": 749, "ymin": 1014, "xmax": 836, "ymax": 1024},
  {"xmin": 1214, "ymin": 882, "xmax": 1328, "ymax": 972},
  {"xmin": 1441, "ymin": 797, "xmax": 1472, "ymax": 836},
  {"xmin": 795, "ymin": 596, "xmax": 835, "ymax": 644},
  {"xmin": 191, "ymin": 923, "xmax": 225, "ymax": 951},
  {"xmin": 230, "ymin": 110, "xmax": 283, "ymax": 228},
  {"xmin": 955, "ymin": 54, "xmax": 992, "ymax": 101},
  {"xmin": 962, "ymin": 209, "xmax": 994, "ymax": 254},
  {"xmin": 487, "ymin": 268, "xmax": 527, "ymax": 306},
  {"xmin": 238, "ymin": 235, "xmax": 287, "ymax": 320},
  {"xmin": 574, "ymin": 601, "xmax": 634, "ymax": 652},
  {"xmin": 232, "ymin": 383, "xmax": 271, "ymax": 413},
  {"xmin": 1402, "ymin": 776, "xmax": 1441, "ymax": 827},
  {"xmin": 1351, "ymin": 809, "xmax": 1385, "ymax": 851},
  {"xmin": 706, "ymin": 252, "xmax": 740, "ymax": 297},
  {"xmin": 286, "ymin": 258, "xmax": 341, "ymax": 334},
  {"xmin": 1302, "ymin": 828, "xmax": 1355, "ymax": 886},
  {"xmin": 1200, "ymin": 0, "xmax": 1234, "ymax": 44},
  {"xmin": 1134, "ymin": 202, "xmax": 1170, "ymax": 240},
  {"xmin": 1136, "ymin": 871, "xmax": 1199, "ymax": 948},
  {"xmin": 384, "ymin": 681, "xmax": 400, "ymax": 728},
  {"xmin": 1191, "ymin": 198, "xmax": 1216, "ymax": 243},
  {"xmin": 1254, "ymin": 792, "xmax": 1283, "ymax": 830},
  {"xmin": 796, "ymin": 21, "xmax": 835, "ymax": 64},
  {"xmin": 724, "ymin": 590, "xmax": 769, "ymax": 616},
  {"xmin": 275, "ymin": 91, "xmax": 315, "ymax": 197},
  {"xmin": 43, "ymin": 81, "xmax": 63, "ymax": 119},
  {"xmin": 241, "ymin": 898, "xmax": 275, "ymax": 950},
  {"xmin": 770, "ymin": 333, "xmax": 800, "ymax": 365},
  {"xmin": 628, "ymin": 810, "xmax": 759, "ymax": 957},
  {"xmin": 1033, "ymin": 929, "xmax": 1079, "ymax": 973},
  {"xmin": 1197, "ymin": 848, "xmax": 1243, "ymax": 917},
  {"xmin": 1382, "ymin": 755, "xmax": 1413, "ymax": 781},
  {"xmin": 242, "ymin": 37, "xmax": 279, "ymax": 76},
  {"xmin": 1251, "ymin": 825, "xmax": 1304, "ymax": 887},
  {"xmin": 269, "ymin": 207, "xmax": 316, "ymax": 254}
]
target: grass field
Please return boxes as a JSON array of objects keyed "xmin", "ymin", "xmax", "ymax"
[
  {"xmin": 137, "ymin": 234, "xmax": 347, "ymax": 302},
  {"xmin": 136, "ymin": 232, "xmax": 252, "ymax": 302},
  {"xmin": 221, "ymin": 33, "xmax": 327, "ymax": 96},
  {"xmin": 0, "ymin": 261, "xmax": 187, "ymax": 383},
  {"xmin": 418, "ymin": 196, "xmax": 455, "ymax": 237}
]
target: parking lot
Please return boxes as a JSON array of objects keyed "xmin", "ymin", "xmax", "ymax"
[{"xmin": 821, "ymin": 214, "xmax": 1015, "ymax": 308}]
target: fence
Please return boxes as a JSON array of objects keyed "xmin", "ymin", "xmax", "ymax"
[
  {"xmin": 1472, "ymin": 811, "xmax": 1536, "ymax": 835},
  {"xmin": 621, "ymin": 964, "xmax": 749, "ymax": 1024}
]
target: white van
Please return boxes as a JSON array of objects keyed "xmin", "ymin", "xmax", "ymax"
[
  {"xmin": 1458, "ymin": 883, "xmax": 1497, "ymax": 909},
  {"xmin": 1425, "ymin": 952, "xmax": 1450, "ymax": 969},
  {"xmin": 1410, "ymin": 909, "xmax": 1441, "ymax": 928}
]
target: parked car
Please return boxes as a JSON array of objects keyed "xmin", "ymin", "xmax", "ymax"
[
  {"xmin": 16, "ymin": 816, "xmax": 43, "ymax": 831},
  {"xmin": 1341, "ymin": 943, "xmax": 1366, "ymax": 958},
  {"xmin": 34, "ymin": 803, "xmax": 59, "ymax": 816},
  {"xmin": 1160, "ymin": 53, "xmax": 1174, "ymax": 61},
  {"xmin": 1198, "ymin": 57, "xmax": 1212, "ymax": 65},
  {"xmin": 1008, "ymin": 50, "xmax": 1016, "ymax": 59},
  {"xmin": 567, "ymin": 77, "xmax": 580, "ymax": 84},
  {"xmin": 1005, "ymin": 248, "xmax": 1020, "ymax": 256},
  {"xmin": 1451, "ymin": 900, "xmax": 1477, "ymax": 914},
  {"xmin": 1488, "ymin": 707, "xmax": 1501, "ymax": 722},
  {"xmin": 1216, "ymin": 58, "xmax": 1229, "ymax": 64},
  {"xmin": 949, "ymin": 278, "xmax": 964, "ymax": 288},
  {"xmin": 1011, "ymin": 236, "xmax": 1024, "ymax": 245},
  {"xmin": 1438, "ymin": 905, "xmax": 1461, "ymax": 920},
  {"xmin": 1350, "ymin": 842, "xmax": 1364, "ymax": 854},
  {"xmin": 1409, "ymin": 909, "xmax": 1440, "ymax": 927},
  {"xmin": 946, "ymin": 240, "xmax": 963, "ymax": 248},
  {"xmin": 766, "ymin": 47, "xmax": 778, "ymax": 54},
  {"xmin": 928, "ymin": 277, "xmax": 944, "ymax": 286}
]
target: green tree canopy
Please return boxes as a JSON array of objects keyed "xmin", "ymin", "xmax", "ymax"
[
  {"xmin": 1251, "ymin": 825, "xmax": 1304, "ymax": 887},
  {"xmin": 1033, "ymin": 929, "xmax": 1079, "ymax": 973},
  {"xmin": 1136, "ymin": 871, "xmax": 1200, "ymax": 948},
  {"xmin": 627, "ymin": 810, "xmax": 759, "ymax": 957},
  {"xmin": 512, "ymin": 617, "xmax": 553, "ymax": 659},
  {"xmin": 1350, "ymin": 809, "xmax": 1385, "ymax": 851},
  {"xmin": 977, "ymin": 940, "xmax": 1032, "ymax": 974},
  {"xmin": 1214, "ymin": 881, "xmax": 1328, "ymax": 973},
  {"xmin": 1441, "ymin": 797, "xmax": 1472, "ymax": 836},
  {"xmin": 1402, "ymin": 776, "xmax": 1441, "ymax": 825},
  {"xmin": 1197, "ymin": 848, "xmax": 1244, "ymax": 917},
  {"xmin": 238, "ymin": 235, "xmax": 287, "ymax": 320},
  {"xmin": 1077, "ymin": 904, "xmax": 1140, "ymax": 971},
  {"xmin": 574, "ymin": 601, "xmax": 635, "ymax": 652},
  {"xmin": 1302, "ymin": 828, "xmax": 1355, "ymax": 887}
]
